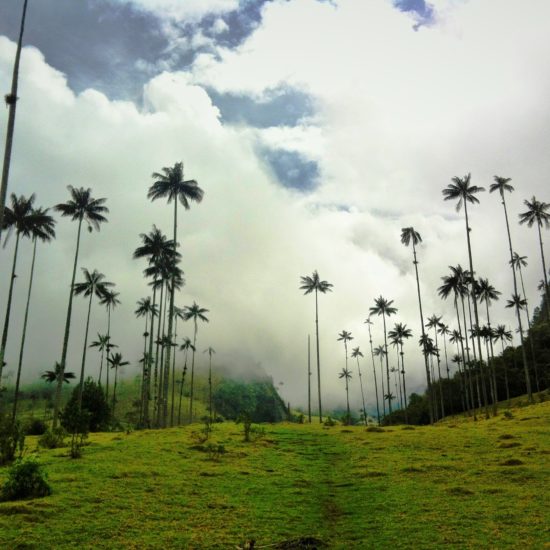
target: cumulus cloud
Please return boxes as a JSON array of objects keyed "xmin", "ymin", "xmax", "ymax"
[{"xmin": 1, "ymin": 0, "xmax": 550, "ymax": 415}]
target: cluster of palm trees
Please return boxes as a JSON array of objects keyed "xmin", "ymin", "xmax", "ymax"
[
  {"xmin": 301, "ymin": 174, "xmax": 549, "ymax": 425},
  {"xmin": 0, "ymin": 162, "xmax": 218, "ymax": 431}
]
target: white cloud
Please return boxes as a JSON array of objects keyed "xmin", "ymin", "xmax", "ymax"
[
  {"xmin": 1, "ymin": 0, "xmax": 550, "ymax": 414},
  {"xmin": 113, "ymin": 0, "xmax": 239, "ymax": 21}
]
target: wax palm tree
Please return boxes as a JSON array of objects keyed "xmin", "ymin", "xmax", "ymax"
[
  {"xmin": 493, "ymin": 325, "xmax": 513, "ymax": 405},
  {"xmin": 10, "ymin": 206, "xmax": 56, "ymax": 422},
  {"xmin": 0, "ymin": 0, "xmax": 29, "ymax": 239},
  {"xmin": 183, "ymin": 302, "xmax": 209, "ymax": 422},
  {"xmin": 299, "ymin": 270, "xmax": 333, "ymax": 422},
  {"xmin": 519, "ymin": 196, "xmax": 550, "ymax": 320},
  {"xmin": 337, "ymin": 330, "xmax": 353, "ymax": 373},
  {"xmin": 351, "ymin": 347, "xmax": 367, "ymax": 426},
  {"xmin": 53, "ymin": 186, "xmax": 108, "ymax": 426},
  {"xmin": 364, "ymin": 318, "xmax": 381, "ymax": 425},
  {"xmin": 369, "ymin": 296, "xmax": 397, "ymax": 416},
  {"xmin": 1, "ymin": 194, "xmax": 52, "ymax": 390},
  {"xmin": 133, "ymin": 226, "xmax": 177, "ymax": 426},
  {"xmin": 426, "ymin": 315, "xmax": 445, "ymax": 418},
  {"xmin": 73, "ymin": 269, "xmax": 114, "ymax": 409},
  {"xmin": 90, "ymin": 334, "xmax": 112, "ymax": 386},
  {"xmin": 169, "ymin": 306, "xmax": 186, "ymax": 426},
  {"xmin": 178, "ymin": 337, "xmax": 194, "ymax": 424},
  {"xmin": 443, "ymin": 174, "xmax": 489, "ymax": 417},
  {"xmin": 389, "ymin": 322, "xmax": 412, "ymax": 422},
  {"xmin": 41, "ymin": 362, "xmax": 75, "ymax": 384},
  {"xmin": 135, "ymin": 297, "xmax": 157, "ymax": 422},
  {"xmin": 204, "ymin": 347, "xmax": 216, "ymax": 423},
  {"xmin": 373, "ymin": 344, "xmax": 387, "ymax": 417},
  {"xmin": 401, "ymin": 226, "xmax": 433, "ymax": 422},
  {"xmin": 148, "ymin": 162, "xmax": 203, "ymax": 427},
  {"xmin": 505, "ymin": 294, "xmax": 532, "ymax": 400},
  {"xmin": 108, "ymin": 352, "xmax": 129, "ymax": 416},
  {"xmin": 476, "ymin": 277, "xmax": 501, "ymax": 412},
  {"xmin": 338, "ymin": 367, "xmax": 352, "ymax": 424}
]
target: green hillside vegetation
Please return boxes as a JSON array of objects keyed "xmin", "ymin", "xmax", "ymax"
[{"xmin": 0, "ymin": 400, "xmax": 548, "ymax": 549}]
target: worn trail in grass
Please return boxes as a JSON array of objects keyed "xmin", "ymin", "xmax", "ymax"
[{"xmin": 1, "ymin": 402, "xmax": 549, "ymax": 549}]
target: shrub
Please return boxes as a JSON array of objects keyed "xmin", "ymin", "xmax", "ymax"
[
  {"xmin": 25, "ymin": 418, "xmax": 48, "ymax": 436},
  {"xmin": 0, "ymin": 457, "xmax": 51, "ymax": 502},
  {"xmin": 323, "ymin": 416, "xmax": 336, "ymax": 427},
  {"xmin": 205, "ymin": 443, "xmax": 226, "ymax": 461},
  {"xmin": 0, "ymin": 413, "xmax": 25, "ymax": 466},
  {"xmin": 61, "ymin": 378, "xmax": 110, "ymax": 432},
  {"xmin": 236, "ymin": 412, "xmax": 253, "ymax": 442},
  {"xmin": 38, "ymin": 427, "xmax": 67, "ymax": 449}
]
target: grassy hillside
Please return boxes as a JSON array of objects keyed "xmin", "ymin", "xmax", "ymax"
[{"xmin": 0, "ymin": 401, "xmax": 548, "ymax": 549}]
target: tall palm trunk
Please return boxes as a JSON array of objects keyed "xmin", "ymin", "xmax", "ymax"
[
  {"xmin": 484, "ymin": 302, "xmax": 498, "ymax": 415},
  {"xmin": 189, "ymin": 320, "xmax": 198, "ymax": 423},
  {"xmin": 144, "ymin": 284, "xmax": 157, "ymax": 427},
  {"xmin": 77, "ymin": 292, "xmax": 94, "ymax": 410},
  {"xmin": 432, "ymin": 327, "xmax": 445, "ymax": 418},
  {"xmin": 112, "ymin": 367, "xmax": 119, "ymax": 416},
  {"xmin": 170, "ymin": 317, "xmax": 178, "ymax": 427},
  {"xmin": 466, "ymin": 293, "xmax": 483, "ymax": 411},
  {"xmin": 379, "ymin": 355, "xmax": 386, "ymax": 417},
  {"xmin": 500, "ymin": 340, "xmax": 511, "ymax": 406},
  {"xmin": 366, "ymin": 324, "xmax": 380, "ymax": 425},
  {"xmin": 517, "ymin": 264, "xmax": 540, "ymax": 392},
  {"xmin": 11, "ymin": 236, "xmax": 36, "ymax": 421},
  {"xmin": 399, "ymin": 344, "xmax": 408, "ymax": 424},
  {"xmin": 355, "ymin": 356, "xmax": 367, "ymax": 426},
  {"xmin": 97, "ymin": 345, "xmax": 105, "ymax": 386},
  {"xmin": 463, "ymin": 202, "xmax": 489, "ymax": 417},
  {"xmin": 208, "ymin": 353, "xmax": 213, "ymax": 423},
  {"xmin": 153, "ymin": 282, "xmax": 165, "ymax": 425},
  {"xmin": 314, "ymin": 288, "xmax": 323, "ymax": 422},
  {"xmin": 157, "ymin": 285, "xmax": 168, "ymax": 425},
  {"xmin": 459, "ymin": 294, "xmax": 477, "ymax": 420},
  {"xmin": 178, "ymin": 349, "xmax": 188, "ymax": 425},
  {"xmin": 344, "ymin": 375, "xmax": 350, "ymax": 423},
  {"xmin": 104, "ymin": 302, "xmax": 113, "ymax": 402},
  {"xmin": 0, "ymin": 0, "xmax": 29, "ymax": 240},
  {"xmin": 162, "ymin": 199, "xmax": 178, "ymax": 428},
  {"xmin": 54, "ymin": 218, "xmax": 83, "ymax": 427},
  {"xmin": 138, "ymin": 314, "xmax": 148, "ymax": 425},
  {"xmin": 382, "ymin": 313, "xmax": 392, "ymax": 417},
  {"xmin": 0, "ymin": 230, "xmax": 21, "ymax": 391},
  {"xmin": 441, "ymin": 331, "xmax": 453, "ymax": 415},
  {"xmin": 307, "ymin": 334, "xmax": 311, "ymax": 423},
  {"xmin": 411, "ymin": 241, "xmax": 433, "ymax": 423},
  {"xmin": 500, "ymin": 192, "xmax": 532, "ymax": 400}
]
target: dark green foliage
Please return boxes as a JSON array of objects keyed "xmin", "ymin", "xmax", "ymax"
[
  {"xmin": 236, "ymin": 411, "xmax": 252, "ymax": 442},
  {"xmin": 24, "ymin": 417, "xmax": 47, "ymax": 436},
  {"xmin": 213, "ymin": 378, "xmax": 287, "ymax": 422},
  {"xmin": 0, "ymin": 413, "xmax": 25, "ymax": 465},
  {"xmin": 61, "ymin": 401, "xmax": 90, "ymax": 458},
  {"xmin": 323, "ymin": 416, "xmax": 336, "ymax": 427},
  {"xmin": 38, "ymin": 427, "xmax": 66, "ymax": 449},
  {"xmin": 62, "ymin": 378, "xmax": 110, "ymax": 432},
  {"xmin": 0, "ymin": 457, "xmax": 51, "ymax": 501}
]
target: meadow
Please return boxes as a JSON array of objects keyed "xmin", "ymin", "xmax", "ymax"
[{"xmin": 0, "ymin": 400, "xmax": 548, "ymax": 549}]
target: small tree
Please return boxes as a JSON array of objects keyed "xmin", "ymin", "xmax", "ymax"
[{"xmin": 62, "ymin": 378, "xmax": 110, "ymax": 432}]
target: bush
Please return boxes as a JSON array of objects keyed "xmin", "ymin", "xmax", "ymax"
[
  {"xmin": 0, "ymin": 413, "xmax": 25, "ymax": 466},
  {"xmin": 25, "ymin": 418, "xmax": 48, "ymax": 436},
  {"xmin": 61, "ymin": 378, "xmax": 110, "ymax": 432},
  {"xmin": 0, "ymin": 457, "xmax": 51, "ymax": 502},
  {"xmin": 38, "ymin": 427, "xmax": 67, "ymax": 449},
  {"xmin": 323, "ymin": 416, "xmax": 336, "ymax": 427}
]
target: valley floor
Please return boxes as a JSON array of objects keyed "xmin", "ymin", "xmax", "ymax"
[{"xmin": 1, "ymin": 402, "xmax": 549, "ymax": 549}]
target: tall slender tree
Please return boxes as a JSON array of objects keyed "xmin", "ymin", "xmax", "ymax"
[
  {"xmin": 299, "ymin": 271, "xmax": 333, "ymax": 422},
  {"xmin": 11, "ymin": 206, "xmax": 56, "ymax": 421},
  {"xmin": 204, "ymin": 347, "xmax": 216, "ymax": 423},
  {"xmin": 90, "ymin": 334, "xmax": 113, "ymax": 387},
  {"xmin": 401, "ymin": 227, "xmax": 433, "ymax": 423},
  {"xmin": 426, "ymin": 315, "xmax": 445, "ymax": 418},
  {"xmin": 351, "ymin": 347, "xmax": 367, "ymax": 426},
  {"xmin": 518, "ymin": 196, "xmax": 550, "ymax": 321},
  {"xmin": 364, "ymin": 317, "xmax": 381, "ymax": 425},
  {"xmin": 369, "ymin": 296, "xmax": 397, "ymax": 417},
  {"xmin": 0, "ymin": 0, "xmax": 29, "ymax": 239},
  {"xmin": 373, "ymin": 344, "xmax": 387, "ymax": 417},
  {"xmin": 388, "ymin": 322, "xmax": 412, "ymax": 423},
  {"xmin": 52, "ymin": 186, "xmax": 108, "ymax": 427},
  {"xmin": 338, "ymin": 367, "xmax": 352, "ymax": 424},
  {"xmin": 442, "ymin": 174, "xmax": 489, "ymax": 417},
  {"xmin": 108, "ymin": 352, "xmax": 129, "ymax": 417},
  {"xmin": 178, "ymin": 337, "xmax": 194, "ymax": 425},
  {"xmin": 493, "ymin": 325, "xmax": 513, "ymax": 405},
  {"xmin": 183, "ymin": 302, "xmax": 209, "ymax": 422},
  {"xmin": 73, "ymin": 269, "xmax": 114, "ymax": 409},
  {"xmin": 148, "ymin": 162, "xmax": 203, "ymax": 427}
]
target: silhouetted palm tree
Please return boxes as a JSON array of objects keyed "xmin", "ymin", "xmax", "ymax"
[
  {"xmin": 519, "ymin": 196, "xmax": 550, "ymax": 321},
  {"xmin": 108, "ymin": 352, "xmax": 129, "ymax": 416},
  {"xmin": 373, "ymin": 344, "xmax": 387, "ymax": 417},
  {"xmin": 41, "ymin": 362, "xmax": 75, "ymax": 385},
  {"xmin": 148, "ymin": 162, "xmax": 203, "ymax": 427},
  {"xmin": 338, "ymin": 367, "xmax": 352, "ymax": 424},
  {"xmin": 53, "ymin": 186, "xmax": 108, "ymax": 426},
  {"xmin": 364, "ymin": 317, "xmax": 381, "ymax": 425},
  {"xmin": 10, "ymin": 206, "xmax": 55, "ymax": 422},
  {"xmin": 90, "ymin": 334, "xmax": 113, "ymax": 387},
  {"xmin": 0, "ymin": 0, "xmax": 29, "ymax": 239},
  {"xmin": 178, "ymin": 337, "xmax": 194, "ymax": 424},
  {"xmin": 1, "ymin": 194, "xmax": 52, "ymax": 389},
  {"xmin": 73, "ymin": 269, "xmax": 114, "ymax": 409},
  {"xmin": 505, "ymin": 294, "xmax": 532, "ymax": 400},
  {"xmin": 370, "ymin": 296, "xmax": 397, "ymax": 416},
  {"xmin": 401, "ymin": 226, "xmax": 433, "ymax": 423},
  {"xmin": 183, "ymin": 302, "xmax": 209, "ymax": 422},
  {"xmin": 389, "ymin": 322, "xmax": 412, "ymax": 422},
  {"xmin": 351, "ymin": 347, "xmax": 367, "ymax": 426},
  {"xmin": 426, "ymin": 315, "xmax": 445, "ymax": 418},
  {"xmin": 204, "ymin": 346, "xmax": 216, "ymax": 423},
  {"xmin": 300, "ymin": 270, "xmax": 333, "ymax": 422},
  {"xmin": 443, "ymin": 174, "xmax": 489, "ymax": 417}
]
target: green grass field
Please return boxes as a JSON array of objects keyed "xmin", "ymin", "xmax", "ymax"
[{"xmin": 1, "ymin": 401, "xmax": 549, "ymax": 549}]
